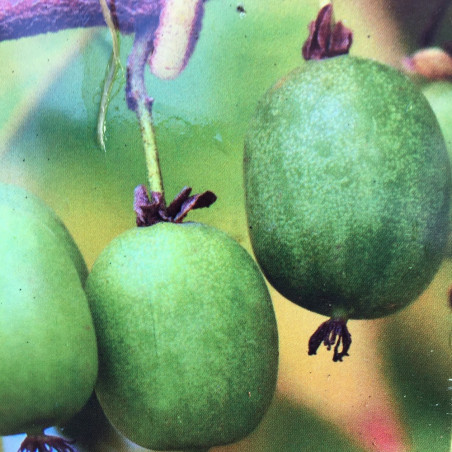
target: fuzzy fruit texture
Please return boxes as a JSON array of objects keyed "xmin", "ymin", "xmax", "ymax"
[
  {"xmin": 0, "ymin": 184, "xmax": 98, "ymax": 435},
  {"xmin": 86, "ymin": 222, "xmax": 279, "ymax": 451},
  {"xmin": 244, "ymin": 56, "xmax": 451, "ymax": 320}
]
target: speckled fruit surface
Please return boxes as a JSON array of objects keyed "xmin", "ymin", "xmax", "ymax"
[
  {"xmin": 0, "ymin": 185, "xmax": 97, "ymax": 436},
  {"xmin": 86, "ymin": 221, "xmax": 279, "ymax": 451},
  {"xmin": 244, "ymin": 56, "xmax": 451, "ymax": 319}
]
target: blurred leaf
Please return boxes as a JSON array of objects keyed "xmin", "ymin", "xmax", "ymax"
[
  {"xmin": 0, "ymin": 29, "xmax": 95, "ymax": 155},
  {"xmin": 217, "ymin": 395, "xmax": 365, "ymax": 452},
  {"xmin": 380, "ymin": 260, "xmax": 452, "ymax": 452},
  {"xmin": 379, "ymin": 0, "xmax": 452, "ymax": 51}
]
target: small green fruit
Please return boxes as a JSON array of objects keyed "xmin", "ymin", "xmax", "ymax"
[
  {"xmin": 244, "ymin": 56, "xmax": 450, "ymax": 359},
  {"xmin": 86, "ymin": 221, "xmax": 279, "ymax": 451},
  {"xmin": 0, "ymin": 184, "xmax": 98, "ymax": 437}
]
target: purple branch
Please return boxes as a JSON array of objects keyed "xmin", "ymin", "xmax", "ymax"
[
  {"xmin": 0, "ymin": 0, "xmax": 207, "ymax": 81},
  {"xmin": 0, "ymin": 0, "xmax": 164, "ymax": 41}
]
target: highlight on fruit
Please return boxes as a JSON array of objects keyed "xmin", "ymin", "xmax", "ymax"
[{"xmin": 243, "ymin": 4, "xmax": 451, "ymax": 361}]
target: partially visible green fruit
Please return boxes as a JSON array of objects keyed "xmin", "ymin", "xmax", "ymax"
[
  {"xmin": 86, "ymin": 221, "xmax": 279, "ymax": 451},
  {"xmin": 422, "ymin": 81, "xmax": 452, "ymax": 255},
  {"xmin": 58, "ymin": 393, "xmax": 136, "ymax": 452},
  {"xmin": 0, "ymin": 183, "xmax": 88, "ymax": 282},
  {"xmin": 0, "ymin": 184, "xmax": 98, "ymax": 437},
  {"xmin": 244, "ymin": 56, "xmax": 450, "ymax": 358}
]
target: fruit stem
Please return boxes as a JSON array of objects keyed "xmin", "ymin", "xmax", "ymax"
[
  {"xmin": 126, "ymin": 22, "xmax": 165, "ymax": 197},
  {"xmin": 308, "ymin": 317, "xmax": 351, "ymax": 361}
]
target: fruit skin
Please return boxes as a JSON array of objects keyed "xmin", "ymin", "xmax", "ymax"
[
  {"xmin": 0, "ymin": 185, "xmax": 98, "ymax": 436},
  {"xmin": 244, "ymin": 56, "xmax": 451, "ymax": 320},
  {"xmin": 0, "ymin": 183, "xmax": 88, "ymax": 282},
  {"xmin": 86, "ymin": 221, "xmax": 279, "ymax": 451},
  {"xmin": 422, "ymin": 81, "xmax": 452, "ymax": 255}
]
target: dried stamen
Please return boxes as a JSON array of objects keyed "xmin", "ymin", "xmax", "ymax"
[
  {"xmin": 308, "ymin": 317, "xmax": 352, "ymax": 362},
  {"xmin": 18, "ymin": 434, "xmax": 75, "ymax": 452},
  {"xmin": 302, "ymin": 4, "xmax": 353, "ymax": 61},
  {"xmin": 134, "ymin": 184, "xmax": 216, "ymax": 227}
]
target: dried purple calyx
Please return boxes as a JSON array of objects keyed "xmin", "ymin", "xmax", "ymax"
[
  {"xmin": 308, "ymin": 317, "xmax": 352, "ymax": 362},
  {"xmin": 302, "ymin": 4, "xmax": 353, "ymax": 61},
  {"xmin": 134, "ymin": 184, "xmax": 217, "ymax": 227},
  {"xmin": 18, "ymin": 434, "xmax": 75, "ymax": 452}
]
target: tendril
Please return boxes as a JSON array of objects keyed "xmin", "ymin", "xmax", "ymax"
[{"xmin": 97, "ymin": 0, "xmax": 125, "ymax": 152}]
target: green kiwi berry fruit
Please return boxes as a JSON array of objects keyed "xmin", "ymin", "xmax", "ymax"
[
  {"xmin": 244, "ymin": 55, "xmax": 451, "ymax": 360},
  {"xmin": 0, "ymin": 184, "xmax": 98, "ymax": 447},
  {"xmin": 86, "ymin": 221, "xmax": 279, "ymax": 451}
]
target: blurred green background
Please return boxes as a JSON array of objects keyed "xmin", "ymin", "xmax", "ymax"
[{"xmin": 0, "ymin": 0, "xmax": 451, "ymax": 451}]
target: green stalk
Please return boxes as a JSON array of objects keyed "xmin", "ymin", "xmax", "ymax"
[
  {"xmin": 127, "ymin": 25, "xmax": 165, "ymax": 196},
  {"xmin": 137, "ymin": 97, "xmax": 163, "ymax": 196}
]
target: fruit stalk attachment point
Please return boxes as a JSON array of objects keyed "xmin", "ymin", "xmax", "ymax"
[
  {"xmin": 134, "ymin": 185, "xmax": 216, "ymax": 226},
  {"xmin": 308, "ymin": 318, "xmax": 352, "ymax": 362},
  {"xmin": 302, "ymin": 3, "xmax": 352, "ymax": 60}
]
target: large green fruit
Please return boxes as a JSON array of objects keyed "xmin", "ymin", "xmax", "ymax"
[
  {"xmin": 0, "ymin": 184, "xmax": 98, "ymax": 436},
  {"xmin": 86, "ymin": 221, "xmax": 279, "ymax": 451},
  {"xmin": 244, "ymin": 56, "xmax": 450, "ymax": 322}
]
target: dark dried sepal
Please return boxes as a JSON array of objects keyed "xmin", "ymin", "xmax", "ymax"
[
  {"xmin": 134, "ymin": 184, "xmax": 166, "ymax": 226},
  {"xmin": 308, "ymin": 317, "xmax": 352, "ymax": 362},
  {"xmin": 18, "ymin": 434, "xmax": 75, "ymax": 452},
  {"xmin": 167, "ymin": 187, "xmax": 217, "ymax": 223},
  {"xmin": 134, "ymin": 184, "xmax": 217, "ymax": 227},
  {"xmin": 302, "ymin": 4, "xmax": 353, "ymax": 61}
]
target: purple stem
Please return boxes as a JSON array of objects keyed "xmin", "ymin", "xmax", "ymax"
[{"xmin": 0, "ymin": 0, "xmax": 164, "ymax": 41}]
